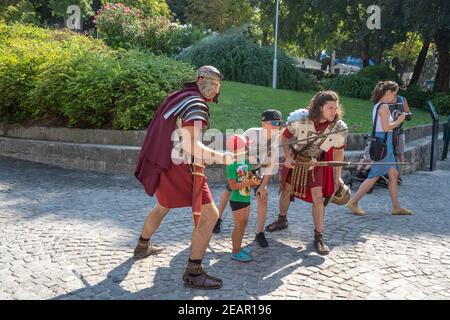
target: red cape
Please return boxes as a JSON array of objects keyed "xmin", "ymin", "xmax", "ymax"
[{"xmin": 134, "ymin": 83, "xmax": 205, "ymax": 197}]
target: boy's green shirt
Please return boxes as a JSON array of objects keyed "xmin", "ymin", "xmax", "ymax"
[{"xmin": 226, "ymin": 158, "xmax": 251, "ymax": 203}]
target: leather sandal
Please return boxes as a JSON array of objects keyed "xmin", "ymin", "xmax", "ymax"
[
  {"xmin": 183, "ymin": 264, "xmax": 222, "ymax": 290},
  {"xmin": 314, "ymin": 230, "xmax": 330, "ymax": 255},
  {"xmin": 265, "ymin": 215, "xmax": 288, "ymax": 232}
]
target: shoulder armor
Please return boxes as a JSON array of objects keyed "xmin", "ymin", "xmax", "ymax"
[
  {"xmin": 163, "ymin": 96, "xmax": 208, "ymax": 120},
  {"xmin": 287, "ymin": 108, "xmax": 310, "ymax": 124},
  {"xmin": 321, "ymin": 120, "xmax": 348, "ymax": 150},
  {"xmin": 335, "ymin": 119, "xmax": 348, "ymax": 133}
]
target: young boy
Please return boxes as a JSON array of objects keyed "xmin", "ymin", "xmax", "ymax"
[
  {"xmin": 214, "ymin": 110, "xmax": 283, "ymax": 248},
  {"xmin": 226, "ymin": 134, "xmax": 261, "ymax": 262}
]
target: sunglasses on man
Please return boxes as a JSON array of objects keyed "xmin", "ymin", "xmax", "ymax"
[{"xmin": 270, "ymin": 120, "xmax": 282, "ymax": 126}]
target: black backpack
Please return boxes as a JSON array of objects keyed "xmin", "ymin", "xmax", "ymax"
[{"xmin": 369, "ymin": 103, "xmax": 388, "ymax": 161}]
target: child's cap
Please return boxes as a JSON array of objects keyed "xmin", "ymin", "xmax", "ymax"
[
  {"xmin": 226, "ymin": 134, "xmax": 253, "ymax": 152},
  {"xmin": 261, "ymin": 109, "xmax": 282, "ymax": 121}
]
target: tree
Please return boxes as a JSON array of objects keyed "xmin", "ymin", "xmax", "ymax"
[
  {"xmin": 185, "ymin": 0, "xmax": 254, "ymax": 32},
  {"xmin": 248, "ymin": 0, "xmax": 278, "ymax": 46},
  {"xmin": 166, "ymin": 0, "xmax": 188, "ymax": 22},
  {"xmin": 403, "ymin": 0, "xmax": 450, "ymax": 92},
  {"xmin": 385, "ymin": 32, "xmax": 425, "ymax": 76},
  {"xmin": 283, "ymin": 0, "xmax": 349, "ymax": 60},
  {"xmin": 49, "ymin": 0, "xmax": 94, "ymax": 18},
  {"xmin": 1, "ymin": 0, "xmax": 38, "ymax": 24},
  {"xmin": 409, "ymin": 38, "xmax": 431, "ymax": 87},
  {"xmin": 282, "ymin": 0, "xmax": 410, "ymax": 68}
]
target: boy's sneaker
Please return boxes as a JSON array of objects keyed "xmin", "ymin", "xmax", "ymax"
[
  {"xmin": 241, "ymin": 247, "xmax": 251, "ymax": 255},
  {"xmin": 255, "ymin": 232, "xmax": 268, "ymax": 248},
  {"xmin": 213, "ymin": 218, "xmax": 222, "ymax": 234},
  {"xmin": 231, "ymin": 250, "xmax": 252, "ymax": 262}
]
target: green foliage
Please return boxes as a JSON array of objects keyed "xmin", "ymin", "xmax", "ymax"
[
  {"xmin": 0, "ymin": 0, "xmax": 37, "ymax": 24},
  {"xmin": 32, "ymin": 50, "xmax": 121, "ymax": 128},
  {"xmin": 95, "ymin": 2, "xmax": 210, "ymax": 55},
  {"xmin": 321, "ymin": 74, "xmax": 375, "ymax": 100},
  {"xmin": 0, "ymin": 23, "xmax": 194, "ymax": 129},
  {"xmin": 112, "ymin": 50, "xmax": 194, "ymax": 129},
  {"xmin": 398, "ymin": 84, "xmax": 434, "ymax": 109},
  {"xmin": 48, "ymin": 0, "xmax": 95, "ymax": 18},
  {"xmin": 141, "ymin": 15, "xmax": 206, "ymax": 56},
  {"xmin": 178, "ymin": 30, "xmax": 314, "ymax": 91},
  {"xmin": 185, "ymin": 0, "xmax": 254, "ymax": 32},
  {"xmin": 109, "ymin": 0, "xmax": 171, "ymax": 17},
  {"xmin": 321, "ymin": 65, "xmax": 404, "ymax": 100},
  {"xmin": 167, "ymin": 0, "xmax": 188, "ymax": 22},
  {"xmin": 385, "ymin": 32, "xmax": 426, "ymax": 71},
  {"xmin": 95, "ymin": 2, "xmax": 143, "ymax": 50},
  {"xmin": 0, "ymin": 23, "xmax": 72, "ymax": 122},
  {"xmin": 432, "ymin": 93, "xmax": 450, "ymax": 115},
  {"xmin": 357, "ymin": 65, "xmax": 403, "ymax": 85}
]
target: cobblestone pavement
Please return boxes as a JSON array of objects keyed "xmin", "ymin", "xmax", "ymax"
[{"xmin": 0, "ymin": 155, "xmax": 449, "ymax": 300}]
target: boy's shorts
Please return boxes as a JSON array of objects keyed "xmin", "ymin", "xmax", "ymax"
[{"xmin": 229, "ymin": 200, "xmax": 250, "ymax": 211}]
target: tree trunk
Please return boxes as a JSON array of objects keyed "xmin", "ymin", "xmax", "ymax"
[
  {"xmin": 374, "ymin": 44, "xmax": 384, "ymax": 65},
  {"xmin": 361, "ymin": 38, "xmax": 370, "ymax": 67},
  {"xmin": 262, "ymin": 29, "xmax": 270, "ymax": 46},
  {"xmin": 409, "ymin": 38, "xmax": 430, "ymax": 87},
  {"xmin": 434, "ymin": 30, "xmax": 450, "ymax": 93}
]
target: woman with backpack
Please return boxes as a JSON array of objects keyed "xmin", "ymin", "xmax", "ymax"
[{"xmin": 346, "ymin": 81, "xmax": 413, "ymax": 216}]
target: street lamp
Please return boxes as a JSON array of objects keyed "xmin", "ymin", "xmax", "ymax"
[{"xmin": 272, "ymin": 0, "xmax": 280, "ymax": 89}]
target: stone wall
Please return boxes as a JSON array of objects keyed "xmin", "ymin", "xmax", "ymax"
[{"xmin": 0, "ymin": 124, "xmax": 446, "ymax": 183}]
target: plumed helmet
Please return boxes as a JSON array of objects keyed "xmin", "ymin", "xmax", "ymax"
[{"xmin": 331, "ymin": 184, "xmax": 351, "ymax": 205}]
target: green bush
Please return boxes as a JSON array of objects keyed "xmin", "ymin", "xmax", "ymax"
[
  {"xmin": 0, "ymin": 23, "xmax": 195, "ymax": 129},
  {"xmin": 94, "ymin": 2, "xmax": 210, "ymax": 55},
  {"xmin": 432, "ymin": 93, "xmax": 450, "ymax": 115},
  {"xmin": 357, "ymin": 65, "xmax": 403, "ymax": 85},
  {"xmin": 117, "ymin": 0, "xmax": 171, "ymax": 17},
  {"xmin": 112, "ymin": 50, "xmax": 194, "ymax": 129},
  {"xmin": 95, "ymin": 2, "xmax": 143, "ymax": 50},
  {"xmin": 321, "ymin": 74, "xmax": 375, "ymax": 100},
  {"xmin": 142, "ymin": 19, "xmax": 211, "ymax": 56},
  {"xmin": 34, "ymin": 51, "xmax": 121, "ymax": 128},
  {"xmin": 0, "ymin": 22, "xmax": 113, "ymax": 124},
  {"xmin": 398, "ymin": 85, "xmax": 434, "ymax": 110},
  {"xmin": 320, "ymin": 65, "xmax": 405, "ymax": 100},
  {"xmin": 0, "ymin": 24, "xmax": 68, "ymax": 122},
  {"xmin": 177, "ymin": 30, "xmax": 314, "ymax": 92}
]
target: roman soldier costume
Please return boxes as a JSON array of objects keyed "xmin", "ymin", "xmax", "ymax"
[
  {"xmin": 281, "ymin": 108, "xmax": 348, "ymax": 203},
  {"xmin": 266, "ymin": 107, "xmax": 348, "ymax": 254},
  {"xmin": 134, "ymin": 66, "xmax": 224, "ymax": 289},
  {"xmin": 134, "ymin": 82, "xmax": 213, "ymax": 211}
]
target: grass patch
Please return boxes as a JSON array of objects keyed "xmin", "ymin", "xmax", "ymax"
[{"xmin": 210, "ymin": 81, "xmax": 445, "ymax": 133}]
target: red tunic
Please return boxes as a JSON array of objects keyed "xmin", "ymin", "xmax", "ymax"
[
  {"xmin": 281, "ymin": 121, "xmax": 345, "ymax": 203},
  {"xmin": 155, "ymin": 120, "xmax": 213, "ymax": 208}
]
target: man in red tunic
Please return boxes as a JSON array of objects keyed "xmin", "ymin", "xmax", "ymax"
[
  {"xmin": 265, "ymin": 91, "xmax": 348, "ymax": 255},
  {"xmin": 133, "ymin": 66, "xmax": 232, "ymax": 289}
]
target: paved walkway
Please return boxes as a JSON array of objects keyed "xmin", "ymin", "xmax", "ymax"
[{"xmin": 0, "ymin": 155, "xmax": 449, "ymax": 300}]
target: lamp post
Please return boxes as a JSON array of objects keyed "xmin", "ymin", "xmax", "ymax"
[{"xmin": 272, "ymin": 0, "xmax": 280, "ymax": 89}]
